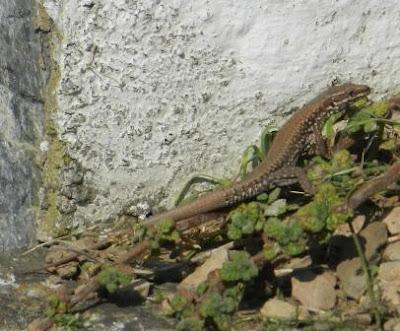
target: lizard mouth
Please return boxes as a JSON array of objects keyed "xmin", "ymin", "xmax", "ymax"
[
  {"xmin": 352, "ymin": 92, "xmax": 369, "ymax": 102},
  {"xmin": 339, "ymin": 91, "xmax": 370, "ymax": 105},
  {"xmin": 333, "ymin": 93, "xmax": 368, "ymax": 107}
]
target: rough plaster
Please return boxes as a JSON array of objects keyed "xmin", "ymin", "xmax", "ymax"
[
  {"xmin": 0, "ymin": 0, "xmax": 45, "ymax": 249},
  {"xmin": 41, "ymin": 0, "xmax": 400, "ymax": 235}
]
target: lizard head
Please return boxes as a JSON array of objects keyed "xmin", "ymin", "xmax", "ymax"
[{"xmin": 328, "ymin": 83, "xmax": 371, "ymax": 106}]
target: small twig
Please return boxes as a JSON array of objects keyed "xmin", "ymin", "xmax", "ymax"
[
  {"xmin": 21, "ymin": 239, "xmax": 65, "ymax": 256},
  {"xmin": 388, "ymin": 233, "xmax": 400, "ymax": 243},
  {"xmin": 175, "ymin": 211, "xmax": 228, "ymax": 232},
  {"xmin": 111, "ymin": 212, "xmax": 228, "ymax": 266},
  {"xmin": 50, "ymin": 246, "xmax": 103, "ymax": 264},
  {"xmin": 274, "ymin": 264, "xmax": 327, "ymax": 277},
  {"xmin": 24, "ymin": 239, "xmax": 112, "ymax": 273},
  {"xmin": 21, "ymin": 225, "xmax": 101, "ymax": 256},
  {"xmin": 69, "ymin": 278, "xmax": 101, "ymax": 311},
  {"xmin": 190, "ymin": 242, "xmax": 234, "ymax": 264},
  {"xmin": 288, "ymin": 190, "xmax": 308, "ymax": 195},
  {"xmin": 117, "ymin": 240, "xmax": 151, "ymax": 264}
]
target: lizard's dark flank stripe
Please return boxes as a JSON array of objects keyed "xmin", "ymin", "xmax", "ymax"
[{"xmin": 145, "ymin": 83, "xmax": 371, "ymax": 228}]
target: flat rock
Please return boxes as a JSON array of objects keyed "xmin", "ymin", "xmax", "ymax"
[
  {"xmin": 0, "ymin": 248, "xmax": 173, "ymax": 330},
  {"xmin": 264, "ymin": 199, "xmax": 288, "ymax": 217},
  {"xmin": 331, "ymin": 222, "xmax": 387, "ymax": 265},
  {"xmin": 178, "ymin": 245, "xmax": 229, "ymax": 291},
  {"xmin": 336, "ymin": 222, "xmax": 388, "ymax": 299},
  {"xmin": 260, "ymin": 298, "xmax": 297, "ymax": 319},
  {"xmin": 335, "ymin": 215, "xmax": 366, "ymax": 235},
  {"xmin": 260, "ymin": 298, "xmax": 309, "ymax": 320},
  {"xmin": 361, "ymin": 222, "xmax": 388, "ymax": 260},
  {"xmin": 384, "ymin": 318, "xmax": 400, "ymax": 331},
  {"xmin": 275, "ymin": 256, "xmax": 312, "ymax": 277},
  {"xmin": 291, "ymin": 270, "xmax": 336, "ymax": 310},
  {"xmin": 336, "ymin": 258, "xmax": 365, "ymax": 300},
  {"xmin": 383, "ymin": 242, "xmax": 400, "ymax": 261},
  {"xmin": 383, "ymin": 207, "xmax": 400, "ymax": 235},
  {"xmin": 378, "ymin": 261, "xmax": 400, "ymax": 313}
]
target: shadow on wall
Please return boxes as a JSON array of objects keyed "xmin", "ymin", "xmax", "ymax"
[{"xmin": 0, "ymin": 0, "xmax": 46, "ymax": 250}]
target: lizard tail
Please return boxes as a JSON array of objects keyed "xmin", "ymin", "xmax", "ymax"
[
  {"xmin": 145, "ymin": 186, "xmax": 232, "ymax": 228},
  {"xmin": 144, "ymin": 173, "xmax": 278, "ymax": 228}
]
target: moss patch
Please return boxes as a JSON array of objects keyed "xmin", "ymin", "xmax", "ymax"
[{"xmin": 36, "ymin": 4, "xmax": 71, "ymax": 240}]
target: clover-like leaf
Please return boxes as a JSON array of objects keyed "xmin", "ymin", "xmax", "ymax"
[{"xmin": 219, "ymin": 251, "xmax": 258, "ymax": 282}]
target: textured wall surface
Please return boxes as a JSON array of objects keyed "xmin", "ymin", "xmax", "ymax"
[
  {"xmin": 40, "ymin": 0, "xmax": 400, "ymax": 236},
  {"xmin": 0, "ymin": 1, "xmax": 45, "ymax": 249}
]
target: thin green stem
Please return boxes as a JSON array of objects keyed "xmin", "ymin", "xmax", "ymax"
[
  {"xmin": 260, "ymin": 125, "xmax": 277, "ymax": 159},
  {"xmin": 346, "ymin": 118, "xmax": 400, "ymax": 131},
  {"xmin": 174, "ymin": 175, "xmax": 230, "ymax": 207},
  {"xmin": 348, "ymin": 221, "xmax": 382, "ymax": 329},
  {"xmin": 323, "ymin": 166, "xmax": 359, "ymax": 180},
  {"xmin": 240, "ymin": 145, "xmax": 263, "ymax": 179}
]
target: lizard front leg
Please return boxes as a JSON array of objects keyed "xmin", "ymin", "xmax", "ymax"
[{"xmin": 311, "ymin": 125, "xmax": 331, "ymax": 159}]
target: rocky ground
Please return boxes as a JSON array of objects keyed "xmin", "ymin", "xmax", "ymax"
[
  {"xmin": 0, "ymin": 248, "xmax": 173, "ymax": 331},
  {"xmin": 2, "ymin": 208, "xmax": 400, "ymax": 331}
]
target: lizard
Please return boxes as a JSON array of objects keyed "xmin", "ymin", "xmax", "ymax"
[
  {"xmin": 24, "ymin": 83, "xmax": 370, "ymax": 274},
  {"xmin": 145, "ymin": 83, "xmax": 371, "ymax": 228}
]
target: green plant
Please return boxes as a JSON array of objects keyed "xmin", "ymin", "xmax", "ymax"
[{"xmin": 96, "ymin": 266, "xmax": 132, "ymax": 293}]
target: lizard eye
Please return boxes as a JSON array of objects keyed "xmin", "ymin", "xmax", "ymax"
[{"xmin": 349, "ymin": 90, "xmax": 355, "ymax": 97}]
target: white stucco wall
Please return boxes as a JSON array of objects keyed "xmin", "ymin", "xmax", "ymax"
[{"xmin": 42, "ymin": 0, "xmax": 400, "ymax": 232}]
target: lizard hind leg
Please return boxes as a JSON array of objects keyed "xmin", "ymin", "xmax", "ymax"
[
  {"xmin": 292, "ymin": 167, "xmax": 316, "ymax": 195},
  {"xmin": 271, "ymin": 166, "xmax": 316, "ymax": 195}
]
